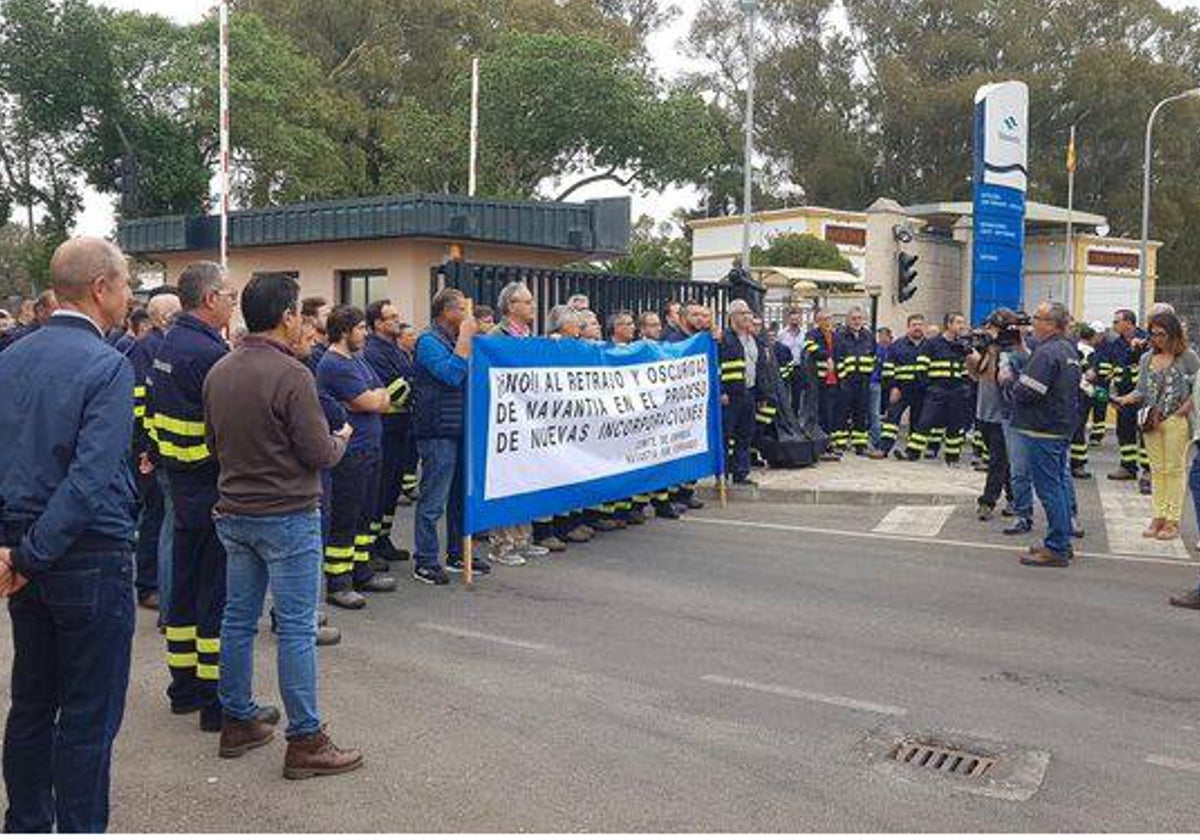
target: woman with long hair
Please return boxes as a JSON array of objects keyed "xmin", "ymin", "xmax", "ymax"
[{"xmin": 1116, "ymin": 311, "xmax": 1194, "ymax": 540}]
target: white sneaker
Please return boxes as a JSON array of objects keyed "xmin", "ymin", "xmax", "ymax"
[
  {"xmin": 519, "ymin": 543, "xmax": 550, "ymax": 557},
  {"xmin": 488, "ymin": 551, "xmax": 527, "ymax": 567}
]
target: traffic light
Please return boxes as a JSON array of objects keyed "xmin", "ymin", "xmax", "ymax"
[
  {"xmin": 115, "ymin": 154, "xmax": 139, "ymax": 215},
  {"xmin": 897, "ymin": 251, "xmax": 919, "ymax": 303}
]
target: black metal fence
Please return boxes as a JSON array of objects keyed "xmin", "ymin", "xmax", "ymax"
[{"xmin": 430, "ymin": 261, "xmax": 764, "ymax": 332}]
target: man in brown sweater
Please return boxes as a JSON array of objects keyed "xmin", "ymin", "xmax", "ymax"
[{"xmin": 203, "ymin": 272, "xmax": 362, "ymax": 779}]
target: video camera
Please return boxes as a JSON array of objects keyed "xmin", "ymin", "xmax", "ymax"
[{"xmin": 968, "ymin": 309, "xmax": 1031, "ymax": 352}]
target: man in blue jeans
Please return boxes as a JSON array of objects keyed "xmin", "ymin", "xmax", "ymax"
[
  {"xmin": 412, "ymin": 287, "xmax": 491, "ymax": 583},
  {"xmin": 203, "ymin": 272, "xmax": 362, "ymax": 778},
  {"xmin": 1011, "ymin": 301, "xmax": 1082, "ymax": 568},
  {"xmin": 0, "ymin": 236, "xmax": 137, "ymax": 832}
]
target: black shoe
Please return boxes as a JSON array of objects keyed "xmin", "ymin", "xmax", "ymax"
[
  {"xmin": 1107, "ymin": 468, "xmax": 1137, "ymax": 481},
  {"xmin": 654, "ymin": 504, "xmax": 680, "ymax": 520},
  {"xmin": 976, "ymin": 502, "xmax": 995, "ymax": 521},
  {"xmin": 1071, "ymin": 466, "xmax": 1092, "ymax": 479},
  {"xmin": 375, "ymin": 539, "xmax": 410, "ymax": 563},
  {"xmin": 446, "ymin": 556, "xmax": 491, "ymax": 575},
  {"xmin": 413, "ymin": 566, "xmax": 450, "ymax": 586},
  {"xmin": 171, "ymin": 700, "xmax": 202, "ymax": 716},
  {"xmin": 200, "ymin": 707, "xmax": 224, "ymax": 733},
  {"xmin": 1000, "ymin": 505, "xmax": 1016, "ymax": 518},
  {"xmin": 355, "ymin": 574, "xmax": 397, "ymax": 593},
  {"xmin": 326, "ymin": 589, "xmax": 367, "ymax": 610},
  {"xmin": 622, "ymin": 508, "xmax": 647, "ymax": 525},
  {"xmin": 1003, "ymin": 518, "xmax": 1033, "ymax": 535},
  {"xmin": 1138, "ymin": 474, "xmax": 1152, "ymax": 496},
  {"xmin": 367, "ymin": 556, "xmax": 391, "ymax": 574},
  {"xmin": 685, "ymin": 497, "xmax": 705, "ymax": 510}
]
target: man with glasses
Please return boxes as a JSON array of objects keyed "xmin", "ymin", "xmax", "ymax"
[
  {"xmin": 362, "ymin": 299, "xmax": 413, "ymax": 572},
  {"xmin": 1011, "ymin": 301, "xmax": 1082, "ymax": 568},
  {"xmin": 150, "ymin": 263, "xmax": 274, "ymax": 734}
]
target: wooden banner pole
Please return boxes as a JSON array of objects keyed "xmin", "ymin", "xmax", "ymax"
[{"xmin": 463, "ymin": 534, "xmax": 474, "ymax": 587}]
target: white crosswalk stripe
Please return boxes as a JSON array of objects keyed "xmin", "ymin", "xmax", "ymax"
[
  {"xmin": 872, "ymin": 505, "xmax": 956, "ymax": 537},
  {"xmin": 1095, "ymin": 478, "xmax": 1190, "ymax": 560}
]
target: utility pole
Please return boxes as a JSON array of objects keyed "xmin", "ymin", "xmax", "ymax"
[
  {"xmin": 218, "ymin": 0, "xmax": 231, "ymax": 270},
  {"xmin": 1139, "ymin": 88, "xmax": 1200, "ymax": 321}
]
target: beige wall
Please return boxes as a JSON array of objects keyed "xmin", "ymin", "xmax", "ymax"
[{"xmin": 142, "ymin": 238, "xmax": 586, "ymax": 328}]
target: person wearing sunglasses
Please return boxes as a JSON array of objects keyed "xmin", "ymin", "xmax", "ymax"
[{"xmin": 1113, "ymin": 310, "xmax": 1199, "ymax": 542}]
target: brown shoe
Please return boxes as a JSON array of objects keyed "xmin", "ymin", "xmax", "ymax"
[
  {"xmin": 1168, "ymin": 590, "xmax": 1200, "ymax": 610},
  {"xmin": 219, "ymin": 716, "xmax": 275, "ymax": 758},
  {"xmin": 138, "ymin": 591, "xmax": 159, "ymax": 610},
  {"xmin": 283, "ymin": 727, "xmax": 363, "ymax": 780},
  {"xmin": 1019, "ymin": 547, "xmax": 1071, "ymax": 568},
  {"xmin": 1157, "ymin": 522, "xmax": 1180, "ymax": 541},
  {"xmin": 867, "ymin": 450, "xmax": 887, "ymax": 460}
]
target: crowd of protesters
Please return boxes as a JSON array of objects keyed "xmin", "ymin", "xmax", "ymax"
[{"xmin": 6, "ymin": 235, "xmax": 1200, "ymax": 832}]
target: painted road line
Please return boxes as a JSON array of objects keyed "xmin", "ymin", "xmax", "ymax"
[
  {"xmin": 702, "ymin": 674, "xmax": 907, "ymax": 717},
  {"xmin": 873, "ymin": 505, "xmax": 956, "ymax": 538},
  {"xmin": 417, "ymin": 622, "xmax": 560, "ymax": 654},
  {"xmin": 1145, "ymin": 754, "xmax": 1200, "ymax": 773},
  {"xmin": 1096, "ymin": 478, "xmax": 1190, "ymax": 560},
  {"xmin": 686, "ymin": 515, "xmax": 1200, "ymax": 569}
]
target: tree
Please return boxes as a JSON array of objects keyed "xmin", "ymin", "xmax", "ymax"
[
  {"xmin": 751, "ymin": 232, "xmax": 855, "ymax": 274},
  {"xmin": 600, "ymin": 214, "xmax": 691, "ymax": 278}
]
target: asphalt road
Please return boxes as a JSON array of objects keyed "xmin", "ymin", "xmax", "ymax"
[{"xmin": 3, "ymin": 468, "xmax": 1200, "ymax": 831}]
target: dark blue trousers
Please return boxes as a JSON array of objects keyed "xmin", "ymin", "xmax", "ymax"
[
  {"xmin": 723, "ymin": 389, "xmax": 756, "ymax": 481},
  {"xmin": 3, "ymin": 550, "xmax": 135, "ymax": 833},
  {"xmin": 134, "ymin": 469, "xmax": 163, "ymax": 599}
]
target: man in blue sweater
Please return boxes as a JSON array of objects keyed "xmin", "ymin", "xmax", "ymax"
[
  {"xmin": 0, "ymin": 236, "xmax": 136, "ymax": 832},
  {"xmin": 412, "ymin": 287, "xmax": 486, "ymax": 583}
]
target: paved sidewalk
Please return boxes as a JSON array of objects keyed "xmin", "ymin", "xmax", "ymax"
[{"xmin": 704, "ymin": 454, "xmax": 986, "ymax": 505}]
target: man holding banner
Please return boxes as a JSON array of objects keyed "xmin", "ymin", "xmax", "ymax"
[
  {"xmin": 412, "ymin": 288, "xmax": 487, "ymax": 584},
  {"xmin": 464, "ymin": 304, "xmax": 725, "ymax": 544},
  {"xmin": 720, "ymin": 300, "xmax": 767, "ymax": 487}
]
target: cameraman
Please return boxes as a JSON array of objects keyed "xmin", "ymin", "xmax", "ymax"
[{"xmin": 969, "ymin": 310, "xmax": 1021, "ymax": 519}]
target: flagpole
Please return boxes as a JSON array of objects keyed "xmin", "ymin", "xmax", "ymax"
[
  {"xmin": 1065, "ymin": 124, "xmax": 1076, "ymax": 317},
  {"xmin": 218, "ymin": 0, "xmax": 230, "ymax": 270},
  {"xmin": 468, "ymin": 56, "xmax": 480, "ymax": 198}
]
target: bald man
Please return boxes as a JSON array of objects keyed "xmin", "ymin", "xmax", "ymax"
[
  {"xmin": 0, "ymin": 236, "xmax": 137, "ymax": 832},
  {"xmin": 129, "ymin": 290, "xmax": 182, "ymax": 614}
]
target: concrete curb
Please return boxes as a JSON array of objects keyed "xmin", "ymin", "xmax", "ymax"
[{"xmin": 694, "ymin": 483, "xmax": 978, "ymax": 507}]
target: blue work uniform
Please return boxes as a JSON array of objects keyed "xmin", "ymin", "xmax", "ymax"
[{"xmin": 147, "ymin": 312, "xmax": 228, "ymax": 727}]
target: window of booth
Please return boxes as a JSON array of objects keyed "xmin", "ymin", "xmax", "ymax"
[{"xmin": 338, "ymin": 269, "xmax": 388, "ymax": 309}]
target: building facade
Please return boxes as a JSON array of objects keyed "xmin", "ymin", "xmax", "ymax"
[
  {"xmin": 690, "ymin": 199, "xmax": 1159, "ymax": 329},
  {"xmin": 119, "ymin": 193, "xmax": 631, "ymax": 326}
]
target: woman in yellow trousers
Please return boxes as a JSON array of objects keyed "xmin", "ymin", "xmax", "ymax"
[{"xmin": 1116, "ymin": 311, "xmax": 1197, "ymax": 540}]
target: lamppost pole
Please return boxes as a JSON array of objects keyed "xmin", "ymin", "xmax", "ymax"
[
  {"xmin": 739, "ymin": 0, "xmax": 758, "ymax": 275},
  {"xmin": 1139, "ymin": 88, "xmax": 1200, "ymax": 321}
]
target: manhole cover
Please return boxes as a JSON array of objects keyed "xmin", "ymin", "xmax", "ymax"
[
  {"xmin": 893, "ymin": 739, "xmax": 997, "ymax": 778},
  {"xmin": 858, "ymin": 727, "xmax": 1050, "ymax": 802}
]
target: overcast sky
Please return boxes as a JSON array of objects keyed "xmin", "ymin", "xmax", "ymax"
[{"xmin": 75, "ymin": 0, "xmax": 1200, "ymax": 236}]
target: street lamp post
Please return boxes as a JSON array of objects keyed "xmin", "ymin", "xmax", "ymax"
[
  {"xmin": 739, "ymin": 0, "xmax": 758, "ymax": 275},
  {"xmin": 1139, "ymin": 87, "xmax": 1200, "ymax": 321}
]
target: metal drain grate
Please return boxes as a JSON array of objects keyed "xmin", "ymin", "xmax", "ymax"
[{"xmin": 893, "ymin": 739, "xmax": 997, "ymax": 778}]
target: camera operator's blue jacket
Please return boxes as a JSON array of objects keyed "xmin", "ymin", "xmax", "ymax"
[{"xmin": 1012, "ymin": 334, "xmax": 1080, "ymax": 439}]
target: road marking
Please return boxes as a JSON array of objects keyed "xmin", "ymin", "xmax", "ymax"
[
  {"xmin": 702, "ymin": 674, "xmax": 907, "ymax": 716},
  {"xmin": 1096, "ymin": 479, "xmax": 1190, "ymax": 560},
  {"xmin": 873, "ymin": 505, "xmax": 956, "ymax": 537},
  {"xmin": 417, "ymin": 622, "xmax": 558, "ymax": 653},
  {"xmin": 686, "ymin": 515, "xmax": 1200, "ymax": 568},
  {"xmin": 1145, "ymin": 754, "xmax": 1200, "ymax": 773}
]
